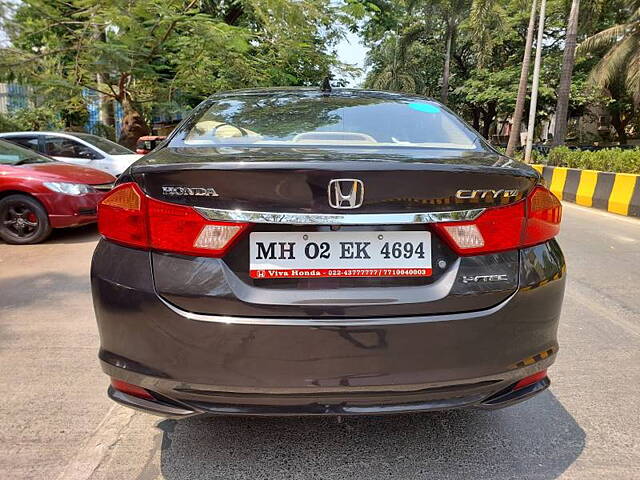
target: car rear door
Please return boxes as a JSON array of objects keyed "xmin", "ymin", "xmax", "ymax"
[
  {"xmin": 1, "ymin": 135, "xmax": 41, "ymax": 153},
  {"xmin": 42, "ymin": 135, "xmax": 101, "ymax": 167}
]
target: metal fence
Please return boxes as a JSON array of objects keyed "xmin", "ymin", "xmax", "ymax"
[
  {"xmin": 0, "ymin": 83, "xmax": 32, "ymax": 114},
  {"xmin": 2, "ymin": 83, "xmax": 183, "ymax": 139},
  {"xmin": 82, "ymin": 89, "xmax": 124, "ymax": 139}
]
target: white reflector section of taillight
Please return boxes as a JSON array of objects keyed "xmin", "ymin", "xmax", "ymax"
[
  {"xmin": 442, "ymin": 224, "xmax": 485, "ymax": 249},
  {"xmin": 194, "ymin": 224, "xmax": 243, "ymax": 250}
]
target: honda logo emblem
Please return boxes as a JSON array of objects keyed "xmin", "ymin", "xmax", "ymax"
[{"xmin": 328, "ymin": 179, "xmax": 365, "ymax": 209}]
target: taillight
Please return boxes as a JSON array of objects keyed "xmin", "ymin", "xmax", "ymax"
[
  {"xmin": 435, "ymin": 185, "xmax": 561, "ymax": 255},
  {"xmin": 522, "ymin": 186, "xmax": 562, "ymax": 247},
  {"xmin": 98, "ymin": 183, "xmax": 148, "ymax": 248},
  {"xmin": 98, "ymin": 183, "xmax": 249, "ymax": 256}
]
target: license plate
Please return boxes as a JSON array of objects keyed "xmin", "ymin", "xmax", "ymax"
[{"xmin": 250, "ymin": 231, "xmax": 432, "ymax": 279}]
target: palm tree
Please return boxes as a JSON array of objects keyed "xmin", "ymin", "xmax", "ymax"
[
  {"xmin": 506, "ymin": 0, "xmax": 539, "ymax": 157},
  {"xmin": 552, "ymin": 0, "xmax": 581, "ymax": 146},
  {"xmin": 403, "ymin": 0, "xmax": 470, "ymax": 104},
  {"xmin": 579, "ymin": 1, "xmax": 640, "ymax": 143},
  {"xmin": 367, "ymin": 35, "xmax": 423, "ymax": 93},
  {"xmin": 467, "ymin": 0, "xmax": 506, "ymax": 68}
]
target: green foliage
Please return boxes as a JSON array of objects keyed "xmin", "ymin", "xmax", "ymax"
[
  {"xmin": 0, "ymin": 113, "xmax": 21, "ymax": 133},
  {"xmin": 0, "ymin": 107, "xmax": 64, "ymax": 132},
  {"xmin": 359, "ymin": 0, "xmax": 640, "ymax": 144},
  {"xmin": 497, "ymin": 146, "xmax": 544, "ymax": 164},
  {"xmin": 547, "ymin": 146, "xmax": 640, "ymax": 174},
  {"xmin": 91, "ymin": 123, "xmax": 117, "ymax": 142},
  {"xmin": 0, "ymin": 0, "xmax": 346, "ymax": 141}
]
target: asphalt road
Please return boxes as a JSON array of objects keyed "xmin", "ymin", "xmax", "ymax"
[{"xmin": 1, "ymin": 202, "xmax": 639, "ymax": 480}]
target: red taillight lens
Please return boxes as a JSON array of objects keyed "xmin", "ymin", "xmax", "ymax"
[
  {"xmin": 98, "ymin": 183, "xmax": 148, "ymax": 248},
  {"xmin": 438, "ymin": 201, "xmax": 526, "ymax": 255},
  {"xmin": 111, "ymin": 378, "xmax": 154, "ymax": 400},
  {"xmin": 147, "ymin": 196, "xmax": 248, "ymax": 256},
  {"xmin": 523, "ymin": 186, "xmax": 562, "ymax": 247},
  {"xmin": 434, "ymin": 185, "xmax": 561, "ymax": 255},
  {"xmin": 98, "ymin": 183, "xmax": 249, "ymax": 257},
  {"xmin": 513, "ymin": 370, "xmax": 548, "ymax": 391}
]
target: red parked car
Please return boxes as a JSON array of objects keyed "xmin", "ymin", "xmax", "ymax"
[{"xmin": 0, "ymin": 139, "xmax": 115, "ymax": 244}]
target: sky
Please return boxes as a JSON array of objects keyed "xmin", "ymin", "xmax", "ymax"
[{"xmin": 336, "ymin": 30, "xmax": 369, "ymax": 87}]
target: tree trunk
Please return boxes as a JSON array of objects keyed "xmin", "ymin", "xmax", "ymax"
[
  {"xmin": 524, "ymin": 0, "xmax": 547, "ymax": 164},
  {"xmin": 440, "ymin": 23, "xmax": 453, "ymax": 104},
  {"xmin": 472, "ymin": 107, "xmax": 481, "ymax": 131},
  {"xmin": 481, "ymin": 102, "xmax": 497, "ymax": 140},
  {"xmin": 505, "ymin": 0, "xmax": 538, "ymax": 156},
  {"xmin": 551, "ymin": 0, "xmax": 580, "ymax": 146},
  {"xmin": 610, "ymin": 112, "xmax": 628, "ymax": 144},
  {"xmin": 97, "ymin": 74, "xmax": 115, "ymax": 128},
  {"xmin": 118, "ymin": 96, "xmax": 150, "ymax": 150}
]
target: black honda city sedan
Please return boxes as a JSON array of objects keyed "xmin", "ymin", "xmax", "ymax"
[{"xmin": 91, "ymin": 88, "xmax": 564, "ymax": 418}]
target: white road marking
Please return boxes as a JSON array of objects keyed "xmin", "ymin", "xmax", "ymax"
[
  {"xmin": 561, "ymin": 202, "xmax": 640, "ymax": 226},
  {"xmin": 55, "ymin": 405, "xmax": 137, "ymax": 480},
  {"xmin": 612, "ymin": 235, "xmax": 637, "ymax": 243}
]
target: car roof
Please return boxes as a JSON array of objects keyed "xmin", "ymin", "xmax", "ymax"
[
  {"xmin": 208, "ymin": 87, "xmax": 437, "ymax": 104},
  {"xmin": 0, "ymin": 131, "xmax": 80, "ymax": 138}
]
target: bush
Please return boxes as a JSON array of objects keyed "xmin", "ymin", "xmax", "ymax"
[
  {"xmin": 547, "ymin": 146, "xmax": 640, "ymax": 174},
  {"xmin": 0, "ymin": 113, "xmax": 22, "ymax": 132},
  {"xmin": 91, "ymin": 123, "xmax": 117, "ymax": 142},
  {"xmin": 0, "ymin": 107, "xmax": 64, "ymax": 132}
]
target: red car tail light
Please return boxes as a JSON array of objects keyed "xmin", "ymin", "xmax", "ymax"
[
  {"xmin": 98, "ymin": 183, "xmax": 249, "ymax": 257},
  {"xmin": 147, "ymin": 197, "xmax": 248, "ymax": 256},
  {"xmin": 522, "ymin": 186, "xmax": 562, "ymax": 247},
  {"xmin": 98, "ymin": 183, "xmax": 148, "ymax": 248},
  {"xmin": 435, "ymin": 185, "xmax": 561, "ymax": 255}
]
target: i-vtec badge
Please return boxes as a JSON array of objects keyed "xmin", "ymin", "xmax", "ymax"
[
  {"xmin": 162, "ymin": 186, "xmax": 219, "ymax": 197},
  {"xmin": 461, "ymin": 274, "xmax": 509, "ymax": 284},
  {"xmin": 455, "ymin": 189, "xmax": 519, "ymax": 200}
]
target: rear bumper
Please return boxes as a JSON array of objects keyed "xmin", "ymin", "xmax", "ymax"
[
  {"xmin": 105, "ymin": 374, "xmax": 552, "ymax": 418},
  {"xmin": 92, "ymin": 240, "xmax": 565, "ymax": 417}
]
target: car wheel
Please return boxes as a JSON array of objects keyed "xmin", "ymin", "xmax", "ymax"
[{"xmin": 0, "ymin": 194, "xmax": 52, "ymax": 244}]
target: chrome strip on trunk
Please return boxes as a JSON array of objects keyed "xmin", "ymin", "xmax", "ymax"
[{"xmin": 194, "ymin": 207, "xmax": 485, "ymax": 225}]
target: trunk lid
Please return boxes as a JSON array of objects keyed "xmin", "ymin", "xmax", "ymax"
[
  {"xmin": 141, "ymin": 147, "xmax": 532, "ymax": 318},
  {"xmin": 135, "ymin": 147, "xmax": 538, "ymax": 213}
]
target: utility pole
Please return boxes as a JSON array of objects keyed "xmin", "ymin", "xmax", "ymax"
[
  {"xmin": 552, "ymin": 0, "xmax": 581, "ymax": 146},
  {"xmin": 506, "ymin": 0, "xmax": 538, "ymax": 157},
  {"xmin": 524, "ymin": 0, "xmax": 547, "ymax": 164}
]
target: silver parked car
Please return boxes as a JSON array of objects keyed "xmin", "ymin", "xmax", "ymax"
[{"xmin": 0, "ymin": 131, "xmax": 142, "ymax": 176}]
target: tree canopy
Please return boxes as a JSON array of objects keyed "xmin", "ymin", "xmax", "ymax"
[
  {"xmin": 360, "ymin": 0, "xmax": 640, "ymax": 145},
  {"xmin": 0, "ymin": 0, "xmax": 352, "ymax": 146},
  {"xmin": 1, "ymin": 0, "xmax": 639, "ymax": 147}
]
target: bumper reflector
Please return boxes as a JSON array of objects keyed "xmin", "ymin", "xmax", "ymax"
[
  {"xmin": 111, "ymin": 379, "xmax": 154, "ymax": 400},
  {"xmin": 513, "ymin": 370, "xmax": 548, "ymax": 391}
]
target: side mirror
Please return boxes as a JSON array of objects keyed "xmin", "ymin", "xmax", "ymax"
[{"xmin": 78, "ymin": 149, "xmax": 98, "ymax": 160}]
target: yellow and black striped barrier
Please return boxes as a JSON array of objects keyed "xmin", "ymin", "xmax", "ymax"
[{"xmin": 532, "ymin": 165, "xmax": 640, "ymax": 217}]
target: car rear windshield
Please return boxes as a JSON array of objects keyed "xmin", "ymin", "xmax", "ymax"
[
  {"xmin": 0, "ymin": 140, "xmax": 53, "ymax": 165},
  {"xmin": 180, "ymin": 91, "xmax": 481, "ymax": 150},
  {"xmin": 68, "ymin": 133, "xmax": 133, "ymax": 155}
]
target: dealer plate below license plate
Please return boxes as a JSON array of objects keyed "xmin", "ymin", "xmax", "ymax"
[{"xmin": 250, "ymin": 231, "xmax": 432, "ymax": 279}]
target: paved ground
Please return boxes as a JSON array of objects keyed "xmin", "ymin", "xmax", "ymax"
[{"xmin": 0, "ymin": 202, "xmax": 639, "ymax": 479}]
